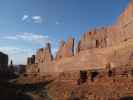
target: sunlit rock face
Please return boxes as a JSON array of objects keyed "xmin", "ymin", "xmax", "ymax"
[
  {"xmin": 77, "ymin": 1, "xmax": 133, "ymax": 53},
  {"xmin": 55, "ymin": 37, "xmax": 74, "ymax": 61},
  {"xmin": 57, "ymin": 1, "xmax": 133, "ymax": 71},
  {"xmin": 55, "ymin": 40, "xmax": 65, "ymax": 61},
  {"xmin": 26, "ymin": 43, "xmax": 54, "ymax": 75},
  {"xmin": 72, "ymin": 1, "xmax": 133, "ymax": 69},
  {"xmin": 35, "ymin": 43, "xmax": 53, "ymax": 64},
  {"xmin": 0, "ymin": 52, "xmax": 8, "ymax": 72},
  {"xmin": 25, "ymin": 1, "xmax": 133, "ymax": 76},
  {"xmin": 77, "ymin": 28, "xmax": 108, "ymax": 53}
]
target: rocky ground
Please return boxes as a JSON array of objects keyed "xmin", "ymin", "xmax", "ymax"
[
  {"xmin": 44, "ymin": 66, "xmax": 133, "ymax": 100},
  {"xmin": 45, "ymin": 77, "xmax": 133, "ymax": 100},
  {"xmin": 1, "ymin": 66, "xmax": 133, "ymax": 100}
]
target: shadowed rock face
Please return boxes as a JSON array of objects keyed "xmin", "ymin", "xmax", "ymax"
[
  {"xmin": 27, "ymin": 55, "xmax": 35, "ymax": 65},
  {"xmin": 0, "ymin": 52, "xmax": 8, "ymax": 72},
  {"xmin": 55, "ymin": 37, "xmax": 74, "ymax": 61}
]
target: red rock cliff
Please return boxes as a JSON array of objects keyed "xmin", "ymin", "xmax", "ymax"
[{"xmin": 55, "ymin": 37, "xmax": 74, "ymax": 60}]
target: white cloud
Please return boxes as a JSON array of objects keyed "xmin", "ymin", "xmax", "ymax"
[
  {"xmin": 0, "ymin": 46, "xmax": 35, "ymax": 64},
  {"xmin": 22, "ymin": 15, "xmax": 43, "ymax": 24},
  {"xmin": 32, "ymin": 16, "xmax": 43, "ymax": 23},
  {"xmin": 32, "ymin": 16, "xmax": 41, "ymax": 20},
  {"xmin": 0, "ymin": 47, "xmax": 33, "ymax": 55},
  {"xmin": 1, "ymin": 32, "xmax": 53, "ymax": 64},
  {"xmin": 22, "ymin": 15, "xmax": 29, "ymax": 21},
  {"xmin": 3, "ymin": 32, "xmax": 51, "ymax": 46},
  {"xmin": 4, "ymin": 36, "xmax": 18, "ymax": 40},
  {"xmin": 56, "ymin": 21, "xmax": 60, "ymax": 25},
  {"xmin": 52, "ymin": 48, "xmax": 58, "ymax": 57}
]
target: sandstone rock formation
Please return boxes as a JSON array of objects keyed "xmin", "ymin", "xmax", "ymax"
[
  {"xmin": 56, "ymin": 37, "xmax": 74, "ymax": 60},
  {"xmin": 26, "ymin": 43, "xmax": 54, "ymax": 75},
  {"xmin": 77, "ymin": 1, "xmax": 133, "ymax": 53},
  {"xmin": 35, "ymin": 43, "xmax": 53, "ymax": 64},
  {"xmin": 77, "ymin": 28, "xmax": 108, "ymax": 53},
  {"xmin": 25, "ymin": 1, "xmax": 133, "ymax": 77},
  {"xmin": 27, "ymin": 55, "xmax": 35, "ymax": 65},
  {"xmin": 55, "ymin": 40, "xmax": 65, "ymax": 60}
]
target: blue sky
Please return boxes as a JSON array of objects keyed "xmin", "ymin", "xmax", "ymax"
[{"xmin": 0, "ymin": 0, "xmax": 129, "ymax": 64}]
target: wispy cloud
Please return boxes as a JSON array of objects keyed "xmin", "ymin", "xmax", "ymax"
[
  {"xmin": 22, "ymin": 15, "xmax": 43, "ymax": 24},
  {"xmin": 22, "ymin": 15, "xmax": 29, "ymax": 21},
  {"xmin": 0, "ymin": 46, "xmax": 35, "ymax": 64},
  {"xmin": 3, "ymin": 32, "xmax": 51, "ymax": 46},
  {"xmin": 0, "ymin": 47, "xmax": 34, "ymax": 55},
  {"xmin": 56, "ymin": 21, "xmax": 60, "ymax": 25},
  {"xmin": 4, "ymin": 36, "xmax": 18, "ymax": 40},
  {"xmin": 1, "ymin": 32, "xmax": 53, "ymax": 64},
  {"xmin": 32, "ymin": 16, "xmax": 43, "ymax": 24}
]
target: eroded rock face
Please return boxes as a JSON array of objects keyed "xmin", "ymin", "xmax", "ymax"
[
  {"xmin": 56, "ymin": 1, "xmax": 133, "ymax": 71},
  {"xmin": 55, "ymin": 40, "xmax": 65, "ymax": 60},
  {"xmin": 26, "ymin": 43, "xmax": 53, "ymax": 75},
  {"xmin": 64, "ymin": 37, "xmax": 74, "ymax": 57},
  {"xmin": 117, "ymin": 0, "xmax": 133, "ymax": 27},
  {"xmin": 27, "ymin": 55, "xmax": 35, "ymax": 65},
  {"xmin": 77, "ymin": 1, "xmax": 133, "ymax": 53},
  {"xmin": 35, "ymin": 43, "xmax": 53, "ymax": 63},
  {"xmin": 77, "ymin": 28, "xmax": 108, "ymax": 53},
  {"xmin": 25, "ymin": 1, "xmax": 133, "ymax": 76},
  {"xmin": 56, "ymin": 37, "xmax": 74, "ymax": 60}
]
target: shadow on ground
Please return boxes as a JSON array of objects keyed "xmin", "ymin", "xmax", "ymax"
[
  {"xmin": 0, "ymin": 77, "xmax": 53, "ymax": 100},
  {"xmin": 120, "ymin": 96, "xmax": 133, "ymax": 100},
  {"xmin": 0, "ymin": 80, "xmax": 33, "ymax": 100}
]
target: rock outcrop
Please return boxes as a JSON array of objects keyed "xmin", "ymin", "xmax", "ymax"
[
  {"xmin": 77, "ymin": 1, "xmax": 133, "ymax": 53},
  {"xmin": 56, "ymin": 37, "xmax": 74, "ymax": 60},
  {"xmin": 35, "ymin": 43, "xmax": 53, "ymax": 64},
  {"xmin": 27, "ymin": 55, "xmax": 35, "ymax": 65},
  {"xmin": 0, "ymin": 52, "xmax": 8, "ymax": 72},
  {"xmin": 25, "ymin": 1, "xmax": 133, "ymax": 77},
  {"xmin": 55, "ymin": 0, "xmax": 133, "ymax": 72},
  {"xmin": 26, "ymin": 43, "xmax": 53, "ymax": 75},
  {"xmin": 77, "ymin": 28, "xmax": 108, "ymax": 53}
]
